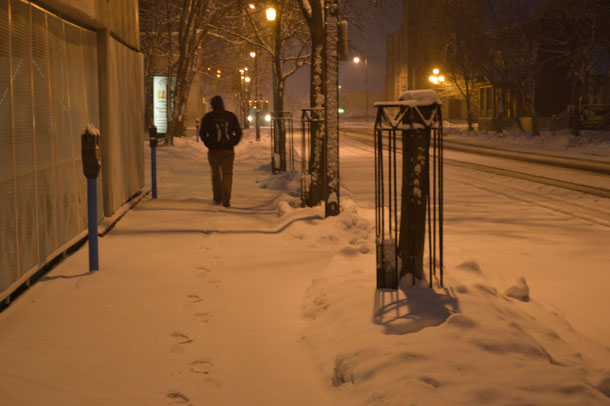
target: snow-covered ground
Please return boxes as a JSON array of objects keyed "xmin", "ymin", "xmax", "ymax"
[
  {"xmin": 0, "ymin": 128, "xmax": 609, "ymax": 405},
  {"xmin": 445, "ymin": 126, "xmax": 610, "ymax": 161}
]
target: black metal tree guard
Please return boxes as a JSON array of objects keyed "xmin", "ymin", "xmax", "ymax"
[
  {"xmin": 374, "ymin": 92, "xmax": 444, "ymax": 290},
  {"xmin": 300, "ymin": 108, "xmax": 324, "ymax": 206},
  {"xmin": 271, "ymin": 111, "xmax": 294, "ymax": 174}
]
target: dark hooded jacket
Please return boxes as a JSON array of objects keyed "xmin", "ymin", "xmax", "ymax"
[{"xmin": 199, "ymin": 96, "xmax": 242, "ymax": 149}]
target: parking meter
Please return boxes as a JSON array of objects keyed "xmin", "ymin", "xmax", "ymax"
[
  {"xmin": 81, "ymin": 124, "xmax": 101, "ymax": 179},
  {"xmin": 149, "ymin": 125, "xmax": 158, "ymax": 199},
  {"xmin": 81, "ymin": 124, "xmax": 100, "ymax": 271},
  {"xmin": 149, "ymin": 125, "xmax": 158, "ymax": 148}
]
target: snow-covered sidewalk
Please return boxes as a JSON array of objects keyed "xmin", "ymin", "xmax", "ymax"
[{"xmin": 0, "ymin": 129, "xmax": 609, "ymax": 405}]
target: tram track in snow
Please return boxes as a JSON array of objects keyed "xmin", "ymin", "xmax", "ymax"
[
  {"xmin": 341, "ymin": 128, "xmax": 610, "ymax": 176},
  {"xmin": 341, "ymin": 128, "xmax": 610, "ymax": 228}
]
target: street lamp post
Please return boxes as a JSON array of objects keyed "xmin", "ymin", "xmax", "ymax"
[
  {"xmin": 250, "ymin": 51, "xmax": 260, "ymax": 141},
  {"xmin": 353, "ymin": 56, "xmax": 369, "ymax": 122},
  {"xmin": 267, "ymin": 5, "xmax": 286, "ymax": 172}
]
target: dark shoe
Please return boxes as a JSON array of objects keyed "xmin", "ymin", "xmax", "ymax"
[
  {"xmin": 222, "ymin": 202, "xmax": 230, "ymax": 208},
  {"xmin": 213, "ymin": 199, "xmax": 221, "ymax": 205}
]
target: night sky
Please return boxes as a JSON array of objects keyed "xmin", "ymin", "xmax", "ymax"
[{"xmin": 286, "ymin": 0, "xmax": 403, "ymax": 105}]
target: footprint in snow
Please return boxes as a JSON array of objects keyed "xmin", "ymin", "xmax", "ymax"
[
  {"xmin": 166, "ymin": 391, "xmax": 190, "ymax": 404},
  {"xmin": 190, "ymin": 358, "xmax": 213, "ymax": 375},
  {"xmin": 194, "ymin": 312, "xmax": 211, "ymax": 323},
  {"xmin": 190, "ymin": 358, "xmax": 222, "ymax": 387},
  {"xmin": 187, "ymin": 294, "xmax": 203, "ymax": 303},
  {"xmin": 195, "ymin": 267, "xmax": 212, "ymax": 278},
  {"xmin": 170, "ymin": 332, "xmax": 193, "ymax": 353}
]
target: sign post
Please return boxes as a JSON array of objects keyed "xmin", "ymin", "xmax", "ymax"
[{"xmin": 149, "ymin": 125, "xmax": 158, "ymax": 199}]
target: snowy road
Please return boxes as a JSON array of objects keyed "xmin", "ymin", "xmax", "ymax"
[{"xmin": 340, "ymin": 129, "xmax": 610, "ymax": 344}]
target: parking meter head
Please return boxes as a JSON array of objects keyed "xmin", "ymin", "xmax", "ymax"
[
  {"xmin": 81, "ymin": 124, "xmax": 101, "ymax": 179},
  {"xmin": 149, "ymin": 125, "xmax": 158, "ymax": 148}
]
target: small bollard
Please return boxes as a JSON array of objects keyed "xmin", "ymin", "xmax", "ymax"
[
  {"xmin": 81, "ymin": 124, "xmax": 101, "ymax": 272},
  {"xmin": 149, "ymin": 125, "xmax": 158, "ymax": 199},
  {"xmin": 196, "ymin": 119, "xmax": 200, "ymax": 143}
]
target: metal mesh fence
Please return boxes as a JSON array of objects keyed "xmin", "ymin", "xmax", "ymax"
[
  {"xmin": 0, "ymin": 0, "xmax": 101, "ymax": 299},
  {"xmin": 106, "ymin": 37, "xmax": 144, "ymax": 213}
]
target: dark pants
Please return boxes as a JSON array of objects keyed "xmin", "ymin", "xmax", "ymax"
[{"xmin": 208, "ymin": 149, "xmax": 235, "ymax": 205}]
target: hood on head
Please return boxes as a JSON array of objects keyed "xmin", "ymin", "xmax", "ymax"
[{"xmin": 211, "ymin": 95, "xmax": 224, "ymax": 111}]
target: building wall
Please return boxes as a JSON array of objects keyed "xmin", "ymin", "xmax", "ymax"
[
  {"xmin": 386, "ymin": 30, "xmax": 408, "ymax": 101},
  {"xmin": 1, "ymin": 0, "xmax": 144, "ymax": 302},
  {"xmin": 107, "ymin": 0, "xmax": 139, "ymax": 49},
  {"xmin": 104, "ymin": 36, "xmax": 144, "ymax": 213},
  {"xmin": 29, "ymin": 0, "xmax": 139, "ymax": 49},
  {"xmin": 385, "ymin": 0, "xmax": 482, "ymax": 121}
]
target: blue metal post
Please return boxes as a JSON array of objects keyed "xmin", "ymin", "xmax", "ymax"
[
  {"xmin": 87, "ymin": 178, "xmax": 99, "ymax": 271},
  {"xmin": 151, "ymin": 146, "xmax": 157, "ymax": 199}
]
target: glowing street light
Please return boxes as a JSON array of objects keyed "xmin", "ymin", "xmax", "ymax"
[
  {"xmin": 249, "ymin": 3, "xmax": 255, "ymax": 9},
  {"xmin": 266, "ymin": 7, "xmax": 276, "ymax": 21},
  {"xmin": 245, "ymin": 76, "xmax": 251, "ymax": 83},
  {"xmin": 353, "ymin": 55, "xmax": 369, "ymax": 122},
  {"xmin": 429, "ymin": 68, "xmax": 445, "ymax": 85},
  {"xmin": 250, "ymin": 51, "xmax": 256, "ymax": 58}
]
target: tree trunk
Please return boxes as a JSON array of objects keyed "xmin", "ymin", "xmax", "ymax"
[
  {"xmin": 272, "ymin": 12, "xmax": 287, "ymax": 173},
  {"xmin": 306, "ymin": 1, "xmax": 325, "ymax": 205},
  {"xmin": 398, "ymin": 129, "xmax": 429, "ymax": 282}
]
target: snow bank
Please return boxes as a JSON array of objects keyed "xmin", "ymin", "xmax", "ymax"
[
  {"xmin": 445, "ymin": 128, "xmax": 610, "ymax": 159},
  {"xmin": 258, "ymin": 170, "xmax": 300, "ymax": 197},
  {"xmin": 266, "ymin": 190, "xmax": 610, "ymax": 405},
  {"xmin": 504, "ymin": 277, "xmax": 530, "ymax": 302}
]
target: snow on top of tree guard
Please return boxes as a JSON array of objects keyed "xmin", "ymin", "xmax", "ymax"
[
  {"xmin": 375, "ymin": 89, "xmax": 442, "ymax": 107},
  {"xmin": 398, "ymin": 89, "xmax": 441, "ymax": 106}
]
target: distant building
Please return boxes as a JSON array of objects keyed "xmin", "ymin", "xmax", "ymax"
[
  {"xmin": 386, "ymin": 0, "xmax": 609, "ymax": 131},
  {"xmin": 385, "ymin": 0, "xmax": 479, "ymax": 121}
]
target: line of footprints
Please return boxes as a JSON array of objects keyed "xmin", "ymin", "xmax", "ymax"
[{"xmin": 168, "ymin": 265, "xmax": 223, "ymax": 404}]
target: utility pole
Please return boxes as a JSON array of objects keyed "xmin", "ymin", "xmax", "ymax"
[{"xmin": 324, "ymin": 0, "xmax": 340, "ymax": 216}]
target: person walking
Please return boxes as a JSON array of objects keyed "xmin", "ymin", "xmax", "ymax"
[{"xmin": 199, "ymin": 95, "xmax": 242, "ymax": 207}]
